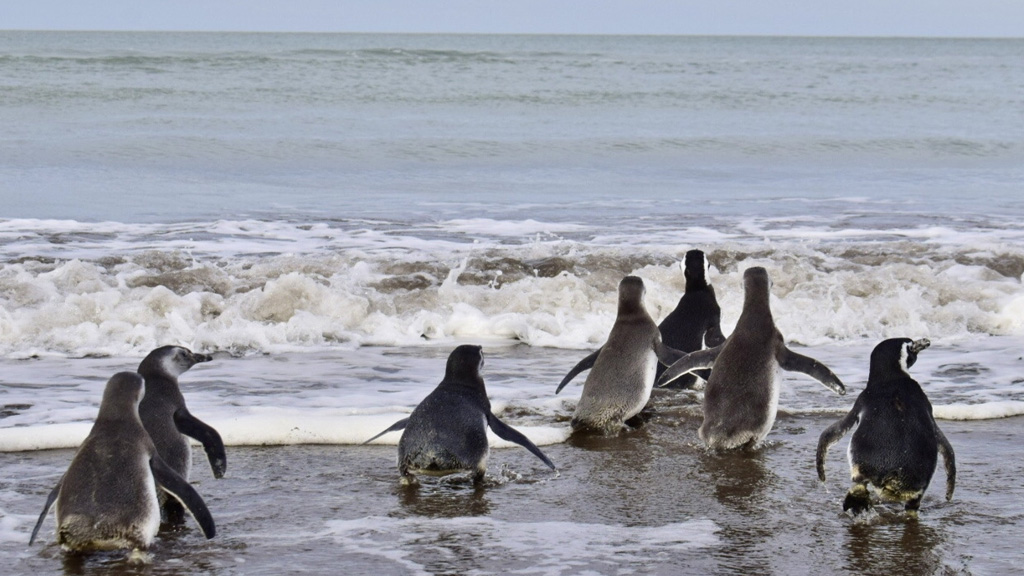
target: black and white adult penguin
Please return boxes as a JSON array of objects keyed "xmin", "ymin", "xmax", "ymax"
[
  {"xmin": 29, "ymin": 372, "xmax": 215, "ymax": 551},
  {"xmin": 816, "ymin": 338, "xmax": 956, "ymax": 515},
  {"xmin": 658, "ymin": 266, "xmax": 846, "ymax": 449},
  {"xmin": 656, "ymin": 249, "xmax": 727, "ymax": 388},
  {"xmin": 365, "ymin": 345, "xmax": 556, "ymax": 485},
  {"xmin": 137, "ymin": 345, "xmax": 224, "ymax": 522},
  {"xmin": 555, "ymin": 275, "xmax": 686, "ymax": 435}
]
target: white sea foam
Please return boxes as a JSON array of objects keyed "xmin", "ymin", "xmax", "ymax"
[
  {"xmin": 933, "ymin": 402, "xmax": 1024, "ymax": 421},
  {"xmin": 0, "ymin": 413, "xmax": 568, "ymax": 452},
  {"xmin": 0, "ymin": 218, "xmax": 1021, "ymax": 357}
]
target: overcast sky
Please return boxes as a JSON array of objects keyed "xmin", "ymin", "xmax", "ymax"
[{"xmin": 2, "ymin": 0, "xmax": 1023, "ymax": 37}]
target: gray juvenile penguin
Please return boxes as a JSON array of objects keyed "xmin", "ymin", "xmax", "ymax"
[
  {"xmin": 658, "ymin": 267, "xmax": 846, "ymax": 449},
  {"xmin": 656, "ymin": 249, "xmax": 727, "ymax": 388},
  {"xmin": 556, "ymin": 275, "xmax": 686, "ymax": 435},
  {"xmin": 29, "ymin": 372, "xmax": 215, "ymax": 551},
  {"xmin": 816, "ymin": 338, "xmax": 956, "ymax": 515},
  {"xmin": 365, "ymin": 345, "xmax": 556, "ymax": 485},
  {"xmin": 138, "ymin": 345, "xmax": 224, "ymax": 523}
]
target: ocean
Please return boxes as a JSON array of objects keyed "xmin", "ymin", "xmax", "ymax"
[{"xmin": 1, "ymin": 31, "xmax": 1023, "ymax": 575}]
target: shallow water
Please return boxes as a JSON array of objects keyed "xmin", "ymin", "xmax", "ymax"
[{"xmin": 4, "ymin": 406, "xmax": 1019, "ymax": 575}]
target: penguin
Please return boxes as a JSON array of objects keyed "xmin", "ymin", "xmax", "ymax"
[
  {"xmin": 365, "ymin": 345, "xmax": 556, "ymax": 485},
  {"xmin": 29, "ymin": 372, "xmax": 215, "ymax": 551},
  {"xmin": 555, "ymin": 275, "xmax": 686, "ymax": 435},
  {"xmin": 137, "ymin": 345, "xmax": 224, "ymax": 523},
  {"xmin": 656, "ymin": 249, "xmax": 727, "ymax": 388},
  {"xmin": 816, "ymin": 338, "xmax": 956, "ymax": 515},
  {"xmin": 658, "ymin": 267, "xmax": 846, "ymax": 449}
]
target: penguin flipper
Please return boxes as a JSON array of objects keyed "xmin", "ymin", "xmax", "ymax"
[
  {"xmin": 174, "ymin": 408, "xmax": 227, "ymax": 479},
  {"xmin": 363, "ymin": 418, "xmax": 410, "ymax": 444},
  {"xmin": 936, "ymin": 425, "xmax": 956, "ymax": 500},
  {"xmin": 815, "ymin": 407, "xmax": 859, "ymax": 481},
  {"xmin": 487, "ymin": 413, "xmax": 556, "ymax": 470},
  {"xmin": 656, "ymin": 345, "xmax": 722, "ymax": 388},
  {"xmin": 654, "ymin": 341, "xmax": 688, "ymax": 367},
  {"xmin": 778, "ymin": 347, "xmax": 846, "ymax": 395},
  {"xmin": 150, "ymin": 457, "xmax": 216, "ymax": 539},
  {"xmin": 29, "ymin": 479, "xmax": 62, "ymax": 545},
  {"xmin": 555, "ymin": 348, "xmax": 601, "ymax": 394}
]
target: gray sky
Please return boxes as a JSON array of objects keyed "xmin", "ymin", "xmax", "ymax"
[{"xmin": 2, "ymin": 0, "xmax": 1023, "ymax": 37}]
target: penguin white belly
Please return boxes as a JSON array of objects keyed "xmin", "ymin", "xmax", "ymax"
[
  {"xmin": 623, "ymin": 349, "xmax": 658, "ymax": 421},
  {"xmin": 752, "ymin": 364, "xmax": 782, "ymax": 444},
  {"xmin": 140, "ymin": 455, "xmax": 162, "ymax": 546}
]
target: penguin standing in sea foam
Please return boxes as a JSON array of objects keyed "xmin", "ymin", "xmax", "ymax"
[
  {"xmin": 138, "ymin": 345, "xmax": 225, "ymax": 523},
  {"xmin": 658, "ymin": 267, "xmax": 846, "ymax": 449},
  {"xmin": 656, "ymin": 249, "xmax": 727, "ymax": 388},
  {"xmin": 365, "ymin": 345, "xmax": 556, "ymax": 485},
  {"xmin": 816, "ymin": 338, "xmax": 956, "ymax": 515},
  {"xmin": 556, "ymin": 275, "xmax": 686, "ymax": 435},
  {"xmin": 29, "ymin": 372, "xmax": 215, "ymax": 551}
]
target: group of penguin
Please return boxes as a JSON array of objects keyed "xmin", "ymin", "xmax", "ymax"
[
  {"xmin": 29, "ymin": 347, "xmax": 223, "ymax": 552},
  {"xmin": 27, "ymin": 249, "xmax": 957, "ymax": 554}
]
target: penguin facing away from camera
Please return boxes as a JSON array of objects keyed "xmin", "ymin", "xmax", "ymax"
[
  {"xmin": 555, "ymin": 275, "xmax": 687, "ymax": 435},
  {"xmin": 29, "ymin": 372, "xmax": 215, "ymax": 551},
  {"xmin": 658, "ymin": 267, "xmax": 846, "ymax": 449},
  {"xmin": 656, "ymin": 249, "xmax": 727, "ymax": 388},
  {"xmin": 138, "ymin": 345, "xmax": 224, "ymax": 523},
  {"xmin": 365, "ymin": 345, "xmax": 555, "ymax": 485},
  {"xmin": 816, "ymin": 338, "xmax": 956, "ymax": 515}
]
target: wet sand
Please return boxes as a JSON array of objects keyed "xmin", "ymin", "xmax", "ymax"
[{"xmin": 3, "ymin": 393, "xmax": 1021, "ymax": 575}]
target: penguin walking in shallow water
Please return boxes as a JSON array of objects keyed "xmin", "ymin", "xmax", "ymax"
[
  {"xmin": 658, "ymin": 267, "xmax": 846, "ymax": 449},
  {"xmin": 138, "ymin": 345, "xmax": 224, "ymax": 523},
  {"xmin": 816, "ymin": 338, "xmax": 956, "ymax": 515},
  {"xmin": 365, "ymin": 345, "xmax": 556, "ymax": 485},
  {"xmin": 556, "ymin": 275, "xmax": 687, "ymax": 435},
  {"xmin": 656, "ymin": 249, "xmax": 727, "ymax": 388},
  {"xmin": 29, "ymin": 372, "xmax": 215, "ymax": 551}
]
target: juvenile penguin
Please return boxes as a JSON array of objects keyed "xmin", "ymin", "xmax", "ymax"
[
  {"xmin": 138, "ymin": 345, "xmax": 224, "ymax": 522},
  {"xmin": 816, "ymin": 338, "xmax": 956, "ymax": 515},
  {"xmin": 658, "ymin": 267, "xmax": 846, "ymax": 449},
  {"xmin": 29, "ymin": 372, "xmax": 215, "ymax": 551},
  {"xmin": 365, "ymin": 345, "xmax": 556, "ymax": 485},
  {"xmin": 556, "ymin": 276, "xmax": 686, "ymax": 435},
  {"xmin": 656, "ymin": 249, "xmax": 727, "ymax": 388}
]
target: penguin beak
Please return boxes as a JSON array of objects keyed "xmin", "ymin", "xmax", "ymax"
[
  {"xmin": 190, "ymin": 352, "xmax": 214, "ymax": 364},
  {"xmin": 909, "ymin": 339, "xmax": 931, "ymax": 354}
]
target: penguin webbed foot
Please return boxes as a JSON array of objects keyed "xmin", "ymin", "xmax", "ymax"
[
  {"xmin": 623, "ymin": 408, "xmax": 655, "ymax": 428},
  {"xmin": 904, "ymin": 496, "xmax": 923, "ymax": 515},
  {"xmin": 842, "ymin": 484, "xmax": 873, "ymax": 516}
]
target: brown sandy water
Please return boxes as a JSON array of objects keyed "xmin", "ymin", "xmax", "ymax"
[{"xmin": 3, "ymin": 394, "xmax": 1020, "ymax": 575}]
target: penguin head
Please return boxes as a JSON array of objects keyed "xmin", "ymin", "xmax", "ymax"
[
  {"xmin": 869, "ymin": 337, "xmax": 931, "ymax": 380},
  {"xmin": 98, "ymin": 371, "xmax": 146, "ymax": 419},
  {"xmin": 682, "ymin": 250, "xmax": 709, "ymax": 289},
  {"xmin": 138, "ymin": 345, "xmax": 212, "ymax": 380},
  {"xmin": 443, "ymin": 344, "xmax": 485, "ymax": 388},
  {"xmin": 617, "ymin": 275, "xmax": 647, "ymax": 314},
  {"xmin": 742, "ymin": 267, "xmax": 772, "ymax": 298}
]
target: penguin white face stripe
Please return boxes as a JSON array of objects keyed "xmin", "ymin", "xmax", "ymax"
[
  {"xmin": 899, "ymin": 342, "xmax": 911, "ymax": 375},
  {"xmin": 159, "ymin": 348, "xmax": 189, "ymax": 378}
]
